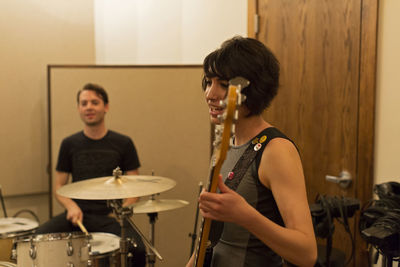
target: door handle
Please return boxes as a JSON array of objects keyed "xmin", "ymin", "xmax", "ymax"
[{"xmin": 325, "ymin": 170, "xmax": 352, "ymax": 188}]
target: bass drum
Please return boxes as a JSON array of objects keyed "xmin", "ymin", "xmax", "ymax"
[
  {"xmin": 15, "ymin": 232, "xmax": 90, "ymax": 267},
  {"xmin": 89, "ymin": 232, "xmax": 121, "ymax": 267},
  {"xmin": 0, "ymin": 217, "xmax": 38, "ymax": 262}
]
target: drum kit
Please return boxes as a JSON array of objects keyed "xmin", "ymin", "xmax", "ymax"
[{"xmin": 0, "ymin": 168, "xmax": 189, "ymax": 267}]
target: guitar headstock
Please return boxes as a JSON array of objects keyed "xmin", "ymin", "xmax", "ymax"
[{"xmin": 212, "ymin": 76, "xmax": 250, "ymax": 165}]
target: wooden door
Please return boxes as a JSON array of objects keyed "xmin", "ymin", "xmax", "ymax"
[{"xmin": 249, "ymin": 0, "xmax": 378, "ymax": 266}]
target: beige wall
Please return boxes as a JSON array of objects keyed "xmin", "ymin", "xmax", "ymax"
[
  {"xmin": 0, "ymin": 0, "xmax": 95, "ymax": 222},
  {"xmin": 374, "ymin": 0, "xmax": 400, "ymax": 185},
  {"xmin": 373, "ymin": 1, "xmax": 399, "ymax": 264}
]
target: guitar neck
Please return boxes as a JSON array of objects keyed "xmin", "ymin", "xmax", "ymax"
[
  {"xmin": 194, "ymin": 163, "xmax": 223, "ymax": 267},
  {"xmin": 193, "ymin": 77, "xmax": 248, "ymax": 267}
]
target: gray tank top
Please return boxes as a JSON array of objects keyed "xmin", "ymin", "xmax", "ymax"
[{"xmin": 211, "ymin": 127, "xmax": 289, "ymax": 267}]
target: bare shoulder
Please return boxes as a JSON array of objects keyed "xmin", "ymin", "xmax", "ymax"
[
  {"xmin": 258, "ymin": 137, "xmax": 304, "ymax": 189},
  {"xmin": 258, "ymin": 137, "xmax": 311, "ymax": 232}
]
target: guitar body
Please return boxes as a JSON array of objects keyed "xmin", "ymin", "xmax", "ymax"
[
  {"xmin": 193, "ymin": 77, "xmax": 249, "ymax": 267},
  {"xmin": 204, "ymin": 246, "xmax": 213, "ymax": 267}
]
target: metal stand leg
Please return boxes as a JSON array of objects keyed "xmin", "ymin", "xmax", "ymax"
[
  {"xmin": 120, "ymin": 218, "xmax": 129, "ymax": 267},
  {"xmin": 108, "ymin": 199, "xmax": 163, "ymax": 267},
  {"xmin": 147, "ymin": 212, "xmax": 158, "ymax": 267}
]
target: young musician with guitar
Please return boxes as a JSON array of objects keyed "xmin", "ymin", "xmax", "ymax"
[{"xmin": 187, "ymin": 36, "xmax": 317, "ymax": 267}]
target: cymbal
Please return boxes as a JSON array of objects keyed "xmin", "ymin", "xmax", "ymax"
[
  {"xmin": 131, "ymin": 199, "xmax": 189, "ymax": 214},
  {"xmin": 57, "ymin": 175, "xmax": 176, "ymax": 200}
]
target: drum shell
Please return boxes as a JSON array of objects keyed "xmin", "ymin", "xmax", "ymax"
[
  {"xmin": 0, "ymin": 218, "xmax": 38, "ymax": 262},
  {"xmin": 90, "ymin": 250, "xmax": 121, "ymax": 267},
  {"xmin": 15, "ymin": 232, "xmax": 90, "ymax": 267},
  {"xmin": 89, "ymin": 232, "xmax": 121, "ymax": 267}
]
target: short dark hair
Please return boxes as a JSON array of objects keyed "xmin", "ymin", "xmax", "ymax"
[
  {"xmin": 202, "ymin": 36, "xmax": 280, "ymax": 116},
  {"xmin": 77, "ymin": 83, "xmax": 109, "ymax": 104}
]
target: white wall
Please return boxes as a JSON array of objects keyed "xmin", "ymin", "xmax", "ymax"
[{"xmin": 94, "ymin": 0, "xmax": 247, "ymax": 64}]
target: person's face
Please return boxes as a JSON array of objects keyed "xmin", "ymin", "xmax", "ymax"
[
  {"xmin": 204, "ymin": 77, "xmax": 229, "ymax": 124},
  {"xmin": 78, "ymin": 90, "xmax": 109, "ymax": 126}
]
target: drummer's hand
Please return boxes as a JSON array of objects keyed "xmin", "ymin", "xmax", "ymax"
[
  {"xmin": 66, "ymin": 202, "xmax": 83, "ymax": 225},
  {"xmin": 123, "ymin": 197, "xmax": 139, "ymax": 207}
]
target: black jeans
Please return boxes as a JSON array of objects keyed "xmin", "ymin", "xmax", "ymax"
[{"xmin": 35, "ymin": 211, "xmax": 147, "ymax": 267}]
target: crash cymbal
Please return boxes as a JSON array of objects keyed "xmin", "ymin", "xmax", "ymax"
[
  {"xmin": 131, "ymin": 199, "xmax": 189, "ymax": 214},
  {"xmin": 57, "ymin": 175, "xmax": 176, "ymax": 200}
]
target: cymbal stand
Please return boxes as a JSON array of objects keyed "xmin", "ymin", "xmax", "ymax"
[
  {"xmin": 146, "ymin": 194, "xmax": 159, "ymax": 267},
  {"xmin": 147, "ymin": 212, "xmax": 158, "ymax": 267},
  {"xmin": 108, "ymin": 199, "xmax": 163, "ymax": 267},
  {"xmin": 189, "ymin": 182, "xmax": 203, "ymax": 256}
]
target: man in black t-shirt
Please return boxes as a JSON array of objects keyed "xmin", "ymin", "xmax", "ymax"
[{"xmin": 37, "ymin": 83, "xmax": 146, "ymax": 267}]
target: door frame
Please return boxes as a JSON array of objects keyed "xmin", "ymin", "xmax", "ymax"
[{"xmin": 248, "ymin": 0, "xmax": 379, "ymax": 266}]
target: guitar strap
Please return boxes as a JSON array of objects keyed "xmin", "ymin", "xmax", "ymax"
[
  {"xmin": 209, "ymin": 127, "xmax": 291, "ymax": 246},
  {"xmin": 225, "ymin": 127, "xmax": 290, "ymax": 191}
]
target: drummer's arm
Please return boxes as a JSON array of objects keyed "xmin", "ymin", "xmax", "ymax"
[
  {"xmin": 54, "ymin": 171, "xmax": 83, "ymax": 224},
  {"xmin": 123, "ymin": 169, "xmax": 140, "ymax": 206}
]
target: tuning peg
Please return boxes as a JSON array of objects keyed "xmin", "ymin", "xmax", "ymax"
[
  {"xmin": 213, "ymin": 139, "xmax": 221, "ymax": 147},
  {"xmin": 238, "ymin": 94, "xmax": 246, "ymax": 105},
  {"xmin": 234, "ymin": 110, "xmax": 239, "ymax": 122},
  {"xmin": 217, "ymin": 113, "xmax": 227, "ymax": 123},
  {"xmin": 214, "ymin": 125, "xmax": 223, "ymax": 135},
  {"xmin": 231, "ymin": 124, "xmax": 236, "ymax": 135},
  {"xmin": 219, "ymin": 99, "xmax": 227, "ymax": 109}
]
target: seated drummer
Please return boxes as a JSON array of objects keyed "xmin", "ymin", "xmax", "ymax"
[{"xmin": 36, "ymin": 83, "xmax": 146, "ymax": 267}]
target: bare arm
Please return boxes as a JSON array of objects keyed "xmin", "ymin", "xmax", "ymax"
[
  {"xmin": 123, "ymin": 169, "xmax": 140, "ymax": 206},
  {"xmin": 54, "ymin": 171, "xmax": 82, "ymax": 225},
  {"xmin": 246, "ymin": 138, "xmax": 316, "ymax": 266},
  {"xmin": 199, "ymin": 139, "xmax": 317, "ymax": 266},
  {"xmin": 186, "ymin": 253, "xmax": 195, "ymax": 267}
]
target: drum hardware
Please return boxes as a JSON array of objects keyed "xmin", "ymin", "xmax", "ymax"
[
  {"xmin": 189, "ymin": 182, "xmax": 203, "ymax": 256},
  {"xmin": 0, "ymin": 217, "xmax": 38, "ymax": 262},
  {"xmin": 15, "ymin": 232, "xmax": 91, "ymax": 267},
  {"xmin": 57, "ymin": 167, "xmax": 179, "ymax": 267},
  {"xmin": 131, "ymin": 195, "xmax": 190, "ymax": 267},
  {"xmin": 29, "ymin": 239, "xmax": 37, "ymax": 259},
  {"xmin": 0, "ymin": 185, "xmax": 8, "ymax": 217},
  {"xmin": 108, "ymin": 199, "xmax": 163, "ymax": 267}
]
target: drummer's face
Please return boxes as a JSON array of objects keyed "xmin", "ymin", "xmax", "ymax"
[{"xmin": 78, "ymin": 90, "xmax": 109, "ymax": 126}]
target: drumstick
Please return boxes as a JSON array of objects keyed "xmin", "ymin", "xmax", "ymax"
[{"xmin": 77, "ymin": 220, "xmax": 89, "ymax": 235}]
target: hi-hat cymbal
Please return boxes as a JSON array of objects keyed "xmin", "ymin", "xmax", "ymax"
[
  {"xmin": 131, "ymin": 199, "xmax": 189, "ymax": 214},
  {"xmin": 57, "ymin": 175, "xmax": 176, "ymax": 200}
]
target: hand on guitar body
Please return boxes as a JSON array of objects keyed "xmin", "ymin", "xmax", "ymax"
[{"xmin": 199, "ymin": 175, "xmax": 250, "ymax": 226}]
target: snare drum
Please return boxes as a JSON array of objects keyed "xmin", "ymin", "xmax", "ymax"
[
  {"xmin": 0, "ymin": 217, "xmax": 38, "ymax": 262},
  {"xmin": 90, "ymin": 232, "xmax": 120, "ymax": 267},
  {"xmin": 15, "ymin": 232, "xmax": 90, "ymax": 267}
]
